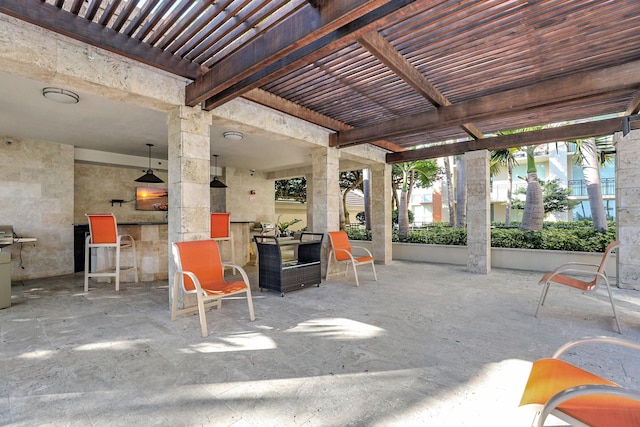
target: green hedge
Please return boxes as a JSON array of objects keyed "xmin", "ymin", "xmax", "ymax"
[{"xmin": 345, "ymin": 221, "xmax": 616, "ymax": 252}]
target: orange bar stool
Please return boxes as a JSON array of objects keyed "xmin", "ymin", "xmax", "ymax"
[
  {"xmin": 211, "ymin": 212, "xmax": 235, "ymax": 273},
  {"xmin": 84, "ymin": 213, "xmax": 139, "ymax": 291}
]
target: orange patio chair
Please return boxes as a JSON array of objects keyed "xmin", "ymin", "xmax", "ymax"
[
  {"xmin": 535, "ymin": 240, "xmax": 621, "ymax": 333},
  {"xmin": 84, "ymin": 213, "xmax": 138, "ymax": 292},
  {"xmin": 171, "ymin": 239, "xmax": 255, "ymax": 337},
  {"xmin": 211, "ymin": 212, "xmax": 236, "ymax": 273},
  {"xmin": 520, "ymin": 336, "xmax": 640, "ymax": 427},
  {"xmin": 327, "ymin": 231, "xmax": 377, "ymax": 287}
]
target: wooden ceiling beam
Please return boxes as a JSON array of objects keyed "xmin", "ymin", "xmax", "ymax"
[
  {"xmin": 189, "ymin": 0, "xmax": 420, "ymax": 108},
  {"xmin": 242, "ymin": 88, "xmax": 353, "ymax": 132},
  {"xmin": 85, "ymin": 0, "xmax": 105, "ymax": 21},
  {"xmin": 70, "ymin": 0, "xmax": 84, "ymax": 14},
  {"xmin": 0, "ymin": 0, "xmax": 205, "ymax": 79},
  {"xmin": 357, "ymin": 30, "xmax": 484, "ymax": 140},
  {"xmin": 335, "ymin": 60, "xmax": 640, "ymax": 147},
  {"xmin": 626, "ymin": 90, "xmax": 640, "ymax": 115},
  {"xmin": 243, "ymin": 89, "xmax": 405, "ymax": 152},
  {"xmin": 201, "ymin": 0, "xmax": 432, "ymax": 110},
  {"xmin": 385, "ymin": 117, "xmax": 638, "ymax": 163}
]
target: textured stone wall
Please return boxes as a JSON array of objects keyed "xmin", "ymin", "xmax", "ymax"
[
  {"xmin": 466, "ymin": 150, "xmax": 491, "ymax": 274},
  {"xmin": 225, "ymin": 168, "xmax": 275, "ymax": 223},
  {"xmin": 371, "ymin": 163, "xmax": 392, "ymax": 264},
  {"xmin": 615, "ymin": 130, "xmax": 640, "ymax": 290},
  {"xmin": 0, "ymin": 137, "xmax": 74, "ymax": 280},
  {"xmin": 0, "ymin": 15, "xmax": 184, "ymax": 111},
  {"xmin": 74, "ymin": 163, "xmax": 168, "ymax": 224}
]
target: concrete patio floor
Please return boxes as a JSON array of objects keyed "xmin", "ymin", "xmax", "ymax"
[{"xmin": 2, "ymin": 260, "xmax": 640, "ymax": 426}]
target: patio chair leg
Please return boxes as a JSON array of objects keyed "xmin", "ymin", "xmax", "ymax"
[
  {"xmin": 535, "ymin": 282, "xmax": 551, "ymax": 317},
  {"xmin": 352, "ymin": 263, "xmax": 359, "ymax": 287},
  {"xmin": 604, "ymin": 280, "xmax": 622, "ymax": 334}
]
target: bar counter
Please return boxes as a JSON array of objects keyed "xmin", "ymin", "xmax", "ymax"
[{"xmin": 75, "ymin": 221, "xmax": 256, "ymax": 282}]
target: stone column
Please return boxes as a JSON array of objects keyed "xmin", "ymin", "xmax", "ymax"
[
  {"xmin": 167, "ymin": 105, "xmax": 212, "ymax": 307},
  {"xmin": 370, "ymin": 163, "xmax": 392, "ymax": 264},
  {"xmin": 310, "ymin": 147, "xmax": 340, "ymax": 276},
  {"xmin": 305, "ymin": 173, "xmax": 314, "ymax": 231},
  {"xmin": 615, "ymin": 129, "xmax": 640, "ymax": 290},
  {"xmin": 466, "ymin": 150, "xmax": 491, "ymax": 274}
]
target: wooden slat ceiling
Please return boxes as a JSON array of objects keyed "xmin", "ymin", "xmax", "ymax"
[{"xmin": 3, "ymin": 0, "xmax": 640, "ymax": 162}]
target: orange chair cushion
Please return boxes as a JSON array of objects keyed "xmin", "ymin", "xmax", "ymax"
[
  {"xmin": 540, "ymin": 272, "xmax": 596, "ymax": 291},
  {"xmin": 210, "ymin": 213, "xmax": 231, "ymax": 239},
  {"xmin": 88, "ymin": 215, "xmax": 118, "ymax": 244},
  {"xmin": 355, "ymin": 256, "xmax": 374, "ymax": 264},
  {"xmin": 175, "ymin": 240, "xmax": 245, "ymax": 294},
  {"xmin": 329, "ymin": 231, "xmax": 353, "ymax": 261},
  {"xmin": 520, "ymin": 358, "xmax": 640, "ymax": 427}
]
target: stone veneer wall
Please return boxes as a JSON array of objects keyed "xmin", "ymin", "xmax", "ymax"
[
  {"xmin": 0, "ymin": 137, "xmax": 74, "ymax": 280},
  {"xmin": 615, "ymin": 129, "xmax": 640, "ymax": 290},
  {"xmin": 74, "ymin": 163, "xmax": 168, "ymax": 224},
  {"xmin": 225, "ymin": 168, "xmax": 275, "ymax": 223}
]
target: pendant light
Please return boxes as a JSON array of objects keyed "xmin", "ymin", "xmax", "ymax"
[
  {"xmin": 135, "ymin": 143, "xmax": 164, "ymax": 183},
  {"xmin": 210, "ymin": 154, "xmax": 227, "ymax": 188}
]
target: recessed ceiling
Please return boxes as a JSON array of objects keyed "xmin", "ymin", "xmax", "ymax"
[{"xmin": 0, "ymin": 70, "xmax": 313, "ymax": 173}]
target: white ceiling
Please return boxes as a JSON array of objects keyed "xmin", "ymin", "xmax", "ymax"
[{"xmin": 0, "ymin": 70, "xmax": 314, "ymax": 173}]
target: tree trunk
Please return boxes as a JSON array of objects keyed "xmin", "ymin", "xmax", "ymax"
[
  {"xmin": 520, "ymin": 146, "xmax": 544, "ymax": 231},
  {"xmin": 505, "ymin": 162, "xmax": 513, "ymax": 226},
  {"xmin": 581, "ymin": 138, "xmax": 608, "ymax": 232},
  {"xmin": 444, "ymin": 156, "xmax": 455, "ymax": 226},
  {"xmin": 363, "ymin": 168, "xmax": 371, "ymax": 230},
  {"xmin": 455, "ymin": 156, "xmax": 466, "ymax": 228},
  {"xmin": 339, "ymin": 191, "xmax": 345, "ymax": 231},
  {"xmin": 520, "ymin": 172, "xmax": 544, "ymax": 231},
  {"xmin": 342, "ymin": 188, "xmax": 351, "ymax": 224},
  {"xmin": 398, "ymin": 170, "xmax": 410, "ymax": 240}
]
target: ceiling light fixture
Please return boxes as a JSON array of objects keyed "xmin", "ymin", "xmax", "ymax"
[
  {"xmin": 210, "ymin": 154, "xmax": 227, "ymax": 188},
  {"xmin": 42, "ymin": 87, "xmax": 80, "ymax": 104},
  {"xmin": 223, "ymin": 131, "xmax": 243, "ymax": 140},
  {"xmin": 135, "ymin": 143, "xmax": 164, "ymax": 183}
]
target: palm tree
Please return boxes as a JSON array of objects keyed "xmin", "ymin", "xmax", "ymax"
[
  {"xmin": 491, "ymin": 126, "xmax": 544, "ymax": 231},
  {"xmin": 455, "ymin": 156, "xmax": 466, "ymax": 228},
  {"xmin": 520, "ymin": 145, "xmax": 545, "ymax": 231},
  {"xmin": 339, "ymin": 170, "xmax": 363, "ymax": 226},
  {"xmin": 443, "ymin": 155, "xmax": 456, "ymax": 226},
  {"xmin": 395, "ymin": 160, "xmax": 439, "ymax": 240},
  {"xmin": 490, "ymin": 147, "xmax": 520, "ymax": 226},
  {"xmin": 567, "ymin": 137, "xmax": 609, "ymax": 232}
]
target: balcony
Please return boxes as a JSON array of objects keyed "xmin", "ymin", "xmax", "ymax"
[{"xmin": 568, "ymin": 178, "xmax": 615, "ymax": 197}]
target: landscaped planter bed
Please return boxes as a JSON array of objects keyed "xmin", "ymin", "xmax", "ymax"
[{"xmin": 353, "ymin": 241, "xmax": 617, "ymax": 277}]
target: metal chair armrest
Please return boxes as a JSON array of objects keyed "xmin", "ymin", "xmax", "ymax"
[
  {"xmin": 351, "ymin": 245, "xmax": 374, "ymax": 258},
  {"xmin": 333, "ymin": 247, "xmax": 357, "ymax": 261},
  {"xmin": 549, "ymin": 262, "xmax": 599, "ymax": 274},
  {"xmin": 553, "ymin": 336, "xmax": 640, "ymax": 358},
  {"xmin": 538, "ymin": 384, "xmax": 640, "ymax": 427},
  {"xmin": 176, "ymin": 270, "xmax": 208, "ymax": 295},
  {"xmin": 221, "ymin": 263, "xmax": 252, "ymax": 286}
]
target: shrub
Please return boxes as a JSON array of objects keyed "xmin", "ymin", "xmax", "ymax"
[{"xmin": 346, "ymin": 221, "xmax": 616, "ymax": 252}]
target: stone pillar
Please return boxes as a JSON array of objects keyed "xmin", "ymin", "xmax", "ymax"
[
  {"xmin": 310, "ymin": 147, "xmax": 340, "ymax": 276},
  {"xmin": 306, "ymin": 173, "xmax": 314, "ymax": 231},
  {"xmin": 466, "ymin": 150, "xmax": 491, "ymax": 274},
  {"xmin": 370, "ymin": 162, "xmax": 392, "ymax": 264},
  {"xmin": 167, "ymin": 106, "xmax": 212, "ymax": 307},
  {"xmin": 615, "ymin": 129, "xmax": 640, "ymax": 290}
]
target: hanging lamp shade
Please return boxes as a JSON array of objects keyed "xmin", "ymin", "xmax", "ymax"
[
  {"xmin": 135, "ymin": 144, "xmax": 164, "ymax": 183},
  {"xmin": 210, "ymin": 154, "xmax": 227, "ymax": 188}
]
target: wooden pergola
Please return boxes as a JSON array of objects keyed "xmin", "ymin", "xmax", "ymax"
[{"xmin": 3, "ymin": 0, "xmax": 640, "ymax": 160}]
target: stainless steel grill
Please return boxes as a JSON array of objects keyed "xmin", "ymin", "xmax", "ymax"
[{"xmin": 0, "ymin": 226, "xmax": 14, "ymax": 249}]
